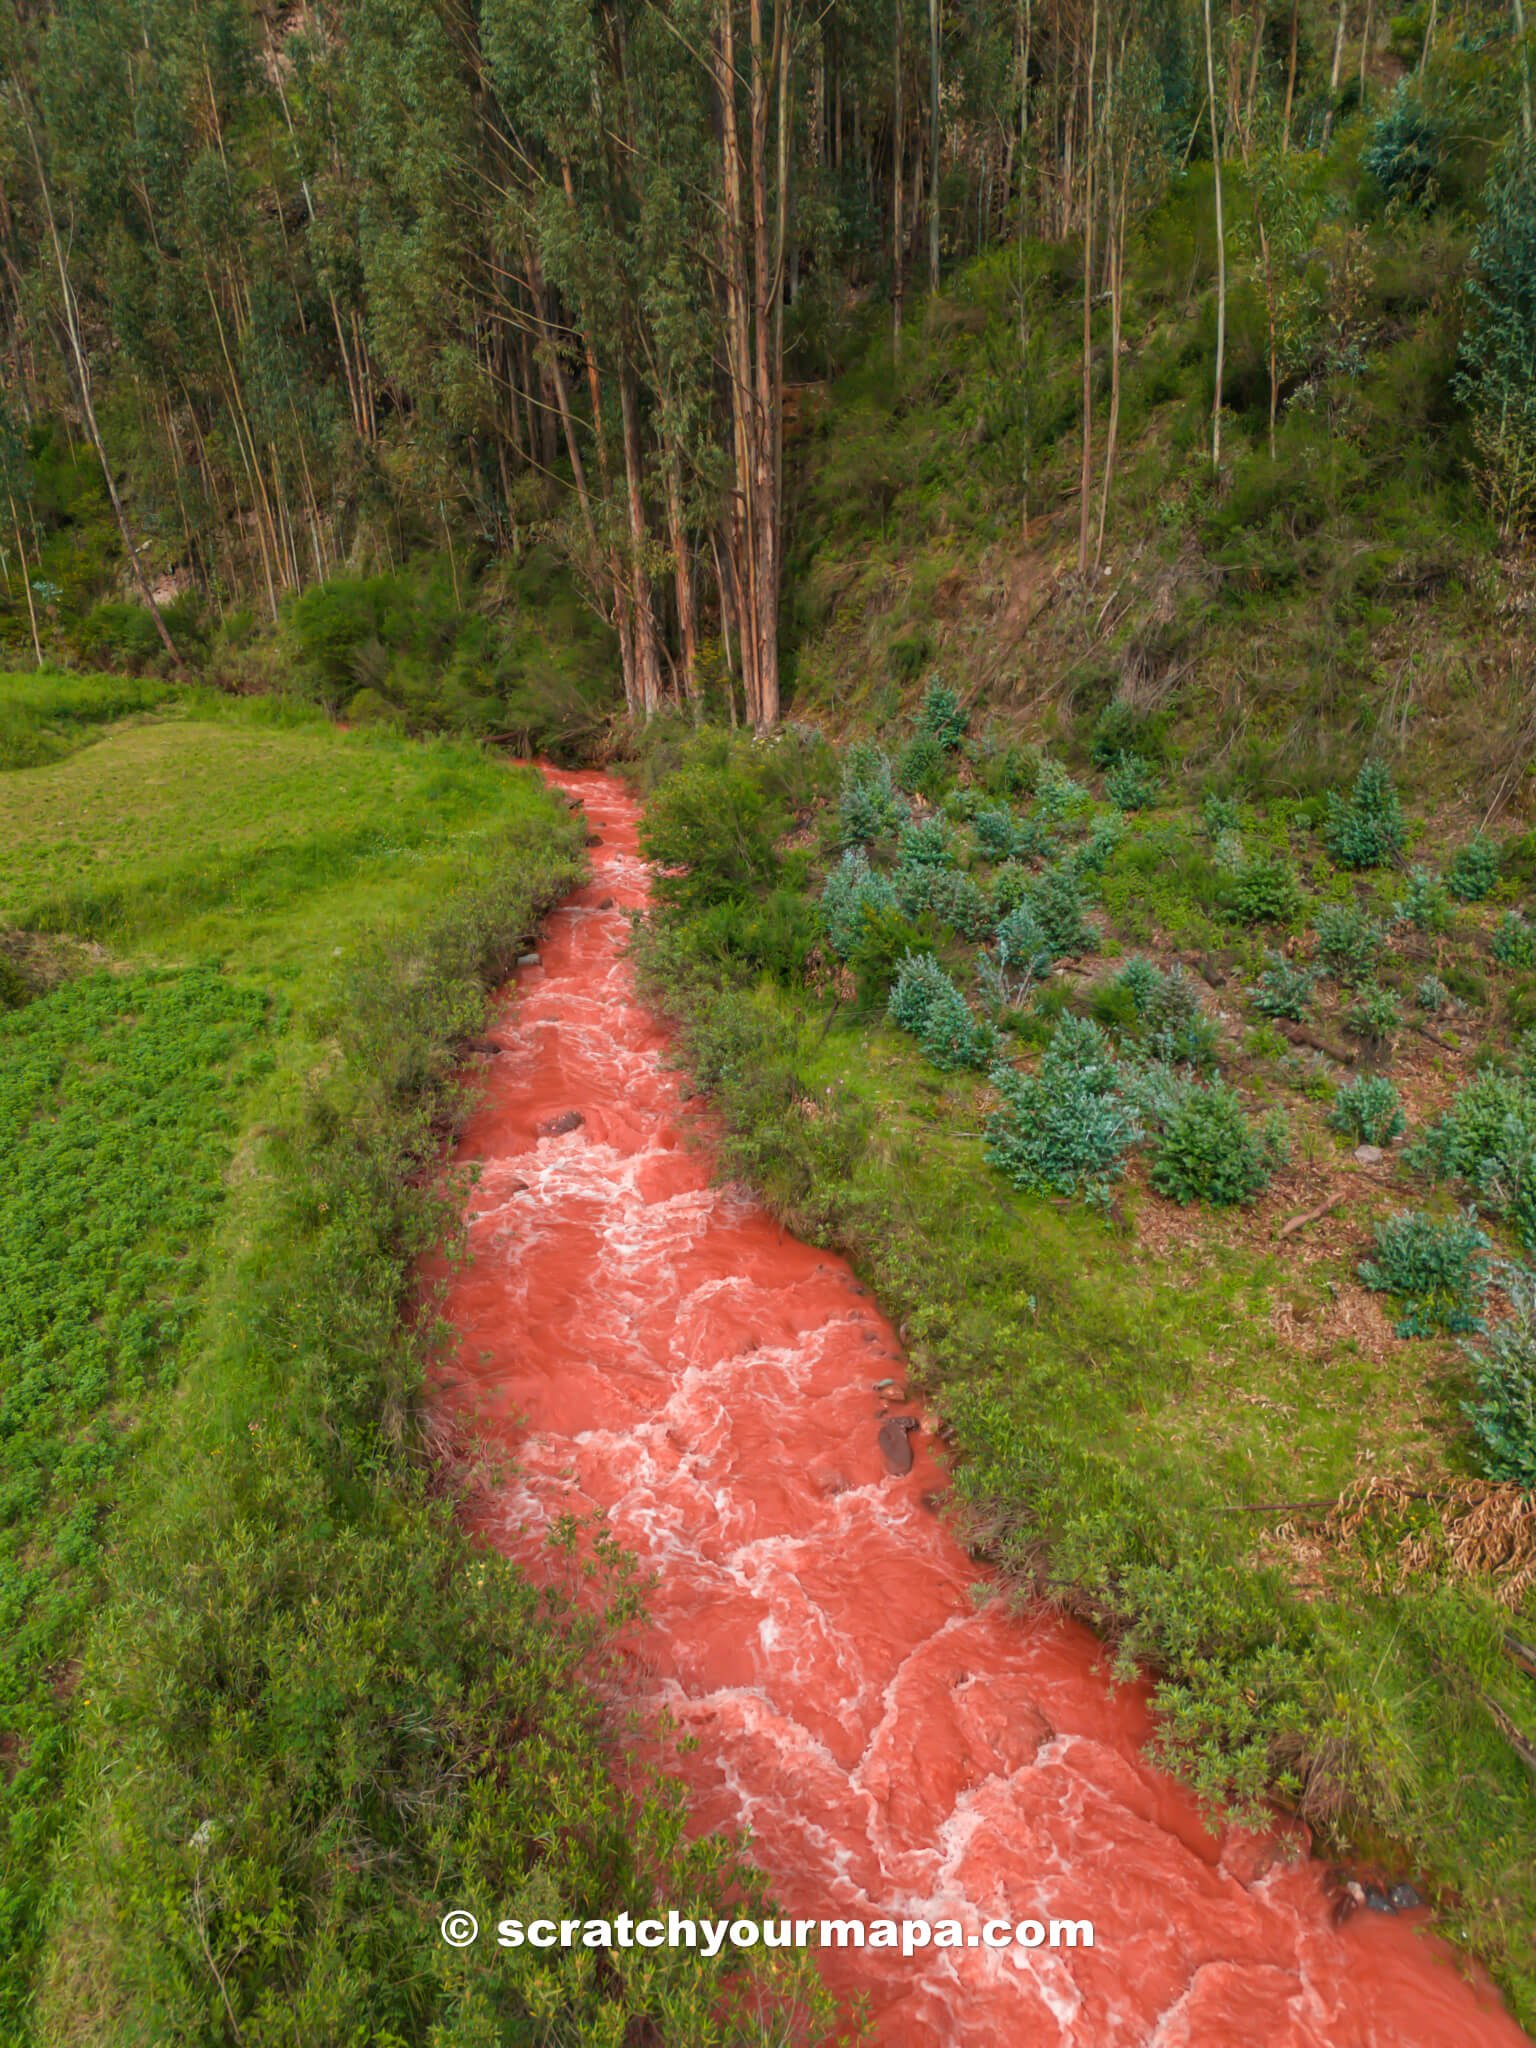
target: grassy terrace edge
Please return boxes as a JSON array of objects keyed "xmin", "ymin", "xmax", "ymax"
[{"xmin": 0, "ymin": 682, "xmax": 829, "ymax": 2046}]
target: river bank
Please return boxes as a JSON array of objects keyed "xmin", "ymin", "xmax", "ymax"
[{"xmin": 432, "ymin": 765, "xmax": 1528, "ymax": 2046}]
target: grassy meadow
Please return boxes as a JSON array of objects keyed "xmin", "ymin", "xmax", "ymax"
[{"xmin": 0, "ymin": 675, "xmax": 824, "ymax": 2046}]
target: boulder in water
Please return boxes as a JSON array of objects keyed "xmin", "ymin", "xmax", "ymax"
[
  {"xmin": 877, "ymin": 1416, "xmax": 918, "ymax": 1475},
  {"xmin": 538, "ymin": 1110, "xmax": 585, "ymax": 1137}
]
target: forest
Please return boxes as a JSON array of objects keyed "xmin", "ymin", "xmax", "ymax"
[{"xmin": 5, "ymin": 0, "xmax": 1536, "ymax": 2042}]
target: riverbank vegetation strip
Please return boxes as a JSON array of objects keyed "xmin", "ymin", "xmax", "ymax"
[
  {"xmin": 0, "ymin": 675, "xmax": 827, "ymax": 2045},
  {"xmin": 631, "ymin": 718, "xmax": 1536, "ymax": 2031}
]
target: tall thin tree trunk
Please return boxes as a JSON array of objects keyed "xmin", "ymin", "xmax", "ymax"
[
  {"xmin": 1282, "ymin": 0, "xmax": 1300, "ymax": 148},
  {"xmin": 928, "ymin": 0, "xmax": 941, "ymax": 292},
  {"xmin": 8, "ymin": 492, "xmax": 42, "ymax": 665},
  {"xmin": 893, "ymin": 6, "xmax": 906, "ymax": 354},
  {"xmin": 1515, "ymin": 0, "xmax": 1534, "ymax": 148},
  {"xmin": 1323, "ymin": 0, "xmax": 1348, "ymax": 141},
  {"xmin": 1203, "ymin": 0, "xmax": 1227, "ymax": 471},
  {"xmin": 1077, "ymin": 0, "xmax": 1100, "ymax": 575},
  {"xmin": 25, "ymin": 121, "xmax": 182, "ymax": 666}
]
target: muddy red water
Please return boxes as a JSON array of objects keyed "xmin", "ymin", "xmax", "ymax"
[{"xmin": 434, "ymin": 766, "xmax": 1528, "ymax": 2048}]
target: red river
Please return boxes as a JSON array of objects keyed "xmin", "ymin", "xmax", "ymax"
[{"xmin": 434, "ymin": 765, "xmax": 1529, "ymax": 2048}]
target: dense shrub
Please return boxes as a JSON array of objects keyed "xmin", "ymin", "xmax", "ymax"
[
  {"xmin": 1091, "ymin": 700, "xmax": 1164, "ymax": 768},
  {"xmin": 897, "ymin": 814, "xmax": 956, "ymax": 867},
  {"xmin": 887, "ymin": 951, "xmax": 994, "ymax": 1069},
  {"xmin": 638, "ymin": 756, "xmax": 783, "ymax": 909},
  {"xmin": 1345, "ymin": 983, "xmax": 1403, "ymax": 1044},
  {"xmin": 896, "ymin": 861, "xmax": 994, "ymax": 937},
  {"xmin": 1033, "ymin": 755, "xmax": 1089, "ymax": 823},
  {"xmin": 1104, "ymin": 752, "xmax": 1161, "ymax": 812},
  {"xmin": 1027, "ymin": 863, "xmax": 1096, "ymax": 957},
  {"xmin": 1417, "ymin": 974, "xmax": 1452, "ymax": 1013},
  {"xmin": 1493, "ymin": 911, "xmax": 1536, "ymax": 968},
  {"xmin": 984, "ymin": 1016, "xmax": 1140, "ymax": 1204},
  {"xmin": 1462, "ymin": 1263, "xmax": 1536, "ymax": 1489},
  {"xmin": 1251, "ymin": 952, "xmax": 1318, "ymax": 1020},
  {"xmin": 1148, "ymin": 1081, "xmax": 1287, "ymax": 1207},
  {"xmin": 973, "ymin": 803, "xmax": 1030, "ymax": 861},
  {"xmin": 1113, "ymin": 960, "xmax": 1220, "ymax": 1067},
  {"xmin": 1410, "ymin": 1071, "xmax": 1536, "ymax": 1246},
  {"xmin": 896, "ymin": 728, "xmax": 950, "ymax": 798},
  {"xmin": 918, "ymin": 677, "xmax": 968, "ymax": 749},
  {"xmin": 1228, "ymin": 854, "xmax": 1301, "ymax": 926},
  {"xmin": 820, "ymin": 850, "xmax": 899, "ymax": 958},
  {"xmin": 1448, "ymin": 836, "xmax": 1501, "ymax": 902},
  {"xmin": 994, "ymin": 901, "xmax": 1055, "ymax": 980},
  {"xmin": 1361, "ymin": 86, "xmax": 1444, "ymax": 210},
  {"xmin": 1360, "ymin": 1210, "xmax": 1492, "ymax": 1337},
  {"xmin": 1066, "ymin": 815, "xmax": 1126, "ymax": 879},
  {"xmin": 1328, "ymin": 1073, "xmax": 1406, "ymax": 1145},
  {"xmin": 1313, "ymin": 901, "xmax": 1387, "ymax": 983},
  {"xmin": 1324, "ymin": 760, "xmax": 1405, "ymax": 869},
  {"xmin": 838, "ymin": 746, "xmax": 907, "ymax": 845},
  {"xmin": 1201, "ymin": 792, "xmax": 1243, "ymax": 837},
  {"xmin": 1398, "ymin": 866, "xmax": 1452, "ymax": 933}
]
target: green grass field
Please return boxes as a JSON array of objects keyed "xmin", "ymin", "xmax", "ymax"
[{"xmin": 0, "ymin": 675, "xmax": 822, "ymax": 2046}]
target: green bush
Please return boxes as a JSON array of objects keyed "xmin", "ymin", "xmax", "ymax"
[
  {"xmin": 1324, "ymin": 760, "xmax": 1405, "ymax": 870},
  {"xmin": 1410, "ymin": 1071, "xmax": 1536, "ymax": 1247},
  {"xmin": 688, "ymin": 888, "xmax": 821, "ymax": 980},
  {"xmin": 1149, "ymin": 1081, "xmax": 1287, "ymax": 1207},
  {"xmin": 638, "ymin": 757, "xmax": 784, "ymax": 910},
  {"xmin": 1066, "ymin": 815, "xmax": 1126, "ymax": 879},
  {"xmin": 73, "ymin": 600, "xmax": 164, "ymax": 674},
  {"xmin": 1201, "ymin": 792, "xmax": 1243, "ymax": 837},
  {"xmin": 1360, "ymin": 1209, "xmax": 1492, "ymax": 1337},
  {"xmin": 1416, "ymin": 974, "xmax": 1452, "ymax": 1013},
  {"xmin": 896, "ymin": 728, "xmax": 951, "ymax": 798},
  {"xmin": 896, "ymin": 861, "xmax": 994, "ymax": 938},
  {"xmin": 1251, "ymin": 951, "xmax": 1318, "ymax": 1020},
  {"xmin": 1361, "ymin": 86, "xmax": 1444, "ymax": 210},
  {"xmin": 897, "ymin": 814, "xmax": 955, "ymax": 867},
  {"xmin": 1228, "ymin": 855, "xmax": 1302, "ymax": 926},
  {"xmin": 1345, "ymin": 983, "xmax": 1403, "ymax": 1043},
  {"xmin": 984, "ymin": 1016, "xmax": 1140, "ymax": 1204},
  {"xmin": 1091, "ymin": 700, "xmax": 1164, "ymax": 768},
  {"xmin": 820, "ymin": 850, "xmax": 899, "ymax": 958},
  {"xmin": 918, "ymin": 677, "xmax": 968, "ymax": 749},
  {"xmin": 1112, "ymin": 959, "xmax": 1220, "ymax": 1067},
  {"xmin": 1398, "ymin": 866, "xmax": 1452, "ymax": 933},
  {"xmin": 1313, "ymin": 901, "xmax": 1387, "ymax": 983},
  {"xmin": 1462, "ymin": 1262, "xmax": 1536, "ymax": 1489},
  {"xmin": 887, "ymin": 951, "xmax": 994, "ymax": 1069},
  {"xmin": 1493, "ymin": 911, "xmax": 1536, "ymax": 968},
  {"xmin": 994, "ymin": 901, "xmax": 1055, "ymax": 980},
  {"xmin": 973, "ymin": 803, "xmax": 1029, "ymax": 861},
  {"xmin": 838, "ymin": 746, "xmax": 908, "ymax": 845},
  {"xmin": 1328, "ymin": 1073, "xmax": 1407, "ymax": 1145},
  {"xmin": 1033, "ymin": 754, "xmax": 1090, "ymax": 823},
  {"xmin": 1104, "ymin": 752, "xmax": 1161, "ymax": 812},
  {"xmin": 1027, "ymin": 863, "xmax": 1096, "ymax": 957},
  {"xmin": 1448, "ymin": 836, "xmax": 1501, "ymax": 902}
]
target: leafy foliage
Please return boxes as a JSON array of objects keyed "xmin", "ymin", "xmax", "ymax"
[
  {"xmin": 1410, "ymin": 1071, "xmax": 1536, "ymax": 1246},
  {"xmin": 1361, "ymin": 87, "xmax": 1445, "ymax": 210},
  {"xmin": 1105, "ymin": 752, "xmax": 1161, "ymax": 812},
  {"xmin": 1493, "ymin": 911, "xmax": 1536, "ymax": 968},
  {"xmin": 1313, "ymin": 901, "xmax": 1387, "ymax": 983},
  {"xmin": 1456, "ymin": 145, "xmax": 1536, "ymax": 536},
  {"xmin": 984, "ymin": 1017, "xmax": 1140, "ymax": 1204},
  {"xmin": 887, "ymin": 951, "xmax": 994, "ymax": 1069},
  {"xmin": 1448, "ymin": 836, "xmax": 1502, "ymax": 903},
  {"xmin": 896, "ymin": 728, "xmax": 951, "ymax": 798},
  {"xmin": 1328, "ymin": 1074, "xmax": 1407, "ymax": 1146},
  {"xmin": 1147, "ymin": 1081, "xmax": 1287, "ymax": 1208},
  {"xmin": 820, "ymin": 849, "xmax": 899, "ymax": 958},
  {"xmin": 638, "ymin": 755, "xmax": 784, "ymax": 909},
  {"xmin": 1462, "ymin": 1263, "xmax": 1536, "ymax": 1489},
  {"xmin": 1360, "ymin": 1210, "xmax": 1493, "ymax": 1337},
  {"xmin": 918, "ymin": 677, "xmax": 968, "ymax": 749},
  {"xmin": 1228, "ymin": 854, "xmax": 1301, "ymax": 926},
  {"xmin": 1324, "ymin": 761, "xmax": 1406, "ymax": 870},
  {"xmin": 1345, "ymin": 983, "xmax": 1404, "ymax": 1044},
  {"xmin": 1251, "ymin": 951, "xmax": 1318, "ymax": 1020},
  {"xmin": 838, "ymin": 746, "xmax": 908, "ymax": 845},
  {"xmin": 1398, "ymin": 866, "xmax": 1453, "ymax": 933}
]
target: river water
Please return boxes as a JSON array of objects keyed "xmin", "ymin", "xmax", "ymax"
[{"xmin": 433, "ymin": 765, "xmax": 1527, "ymax": 2048}]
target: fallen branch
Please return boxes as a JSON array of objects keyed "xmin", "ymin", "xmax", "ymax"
[
  {"xmin": 1277, "ymin": 1019, "xmax": 1357, "ymax": 1065},
  {"xmin": 1482, "ymin": 1693, "xmax": 1536, "ymax": 1786},
  {"xmin": 1277, "ymin": 1194, "xmax": 1346, "ymax": 1240}
]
